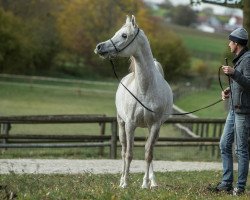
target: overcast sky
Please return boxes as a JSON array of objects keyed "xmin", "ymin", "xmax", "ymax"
[{"xmin": 145, "ymin": 0, "xmax": 243, "ymax": 17}]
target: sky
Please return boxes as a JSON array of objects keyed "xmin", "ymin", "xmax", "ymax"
[{"xmin": 145, "ymin": 0, "xmax": 243, "ymax": 17}]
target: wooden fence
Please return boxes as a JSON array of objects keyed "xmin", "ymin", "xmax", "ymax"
[{"xmin": 0, "ymin": 114, "xmax": 228, "ymax": 159}]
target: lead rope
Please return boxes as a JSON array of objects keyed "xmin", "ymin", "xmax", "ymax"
[
  {"xmin": 110, "ymin": 59, "xmax": 225, "ymax": 116},
  {"xmin": 110, "ymin": 59, "xmax": 155, "ymax": 113}
]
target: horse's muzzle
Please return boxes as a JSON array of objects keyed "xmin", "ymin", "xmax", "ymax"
[{"xmin": 94, "ymin": 43, "xmax": 108, "ymax": 57}]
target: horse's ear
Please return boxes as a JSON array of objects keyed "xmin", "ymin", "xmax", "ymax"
[
  {"xmin": 131, "ymin": 15, "xmax": 137, "ymax": 28},
  {"xmin": 126, "ymin": 15, "xmax": 130, "ymax": 24}
]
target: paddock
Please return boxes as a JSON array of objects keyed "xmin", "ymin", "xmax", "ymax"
[{"xmin": 0, "ymin": 114, "xmax": 232, "ymax": 160}]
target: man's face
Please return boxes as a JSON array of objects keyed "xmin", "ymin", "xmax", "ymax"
[{"xmin": 228, "ymin": 40, "xmax": 237, "ymax": 54}]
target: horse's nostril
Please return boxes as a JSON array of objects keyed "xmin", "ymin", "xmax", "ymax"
[{"xmin": 97, "ymin": 43, "xmax": 102, "ymax": 51}]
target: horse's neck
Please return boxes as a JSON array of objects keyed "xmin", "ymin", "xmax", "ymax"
[{"xmin": 133, "ymin": 41, "xmax": 156, "ymax": 93}]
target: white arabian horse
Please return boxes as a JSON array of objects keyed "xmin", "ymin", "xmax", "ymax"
[{"xmin": 95, "ymin": 15, "xmax": 173, "ymax": 189}]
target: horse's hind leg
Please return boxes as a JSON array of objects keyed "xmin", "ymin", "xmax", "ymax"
[
  {"xmin": 142, "ymin": 124, "xmax": 160, "ymax": 189},
  {"xmin": 117, "ymin": 115, "xmax": 126, "ymax": 187}
]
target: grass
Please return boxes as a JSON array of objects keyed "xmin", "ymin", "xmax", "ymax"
[
  {"xmin": 0, "ymin": 78, "xmax": 179, "ymax": 136},
  {"xmin": 1, "ymin": 171, "xmax": 250, "ymax": 199},
  {"xmin": 168, "ymin": 24, "xmax": 229, "ymax": 74},
  {"xmin": 175, "ymin": 80, "xmax": 228, "ymax": 118},
  {"xmin": 0, "ymin": 81, "xmax": 116, "ymax": 116},
  {"xmin": 0, "ymin": 77, "xmax": 224, "ymax": 161},
  {"xmin": 0, "ymin": 74, "xmax": 229, "ymax": 161},
  {"xmin": 178, "ymin": 30, "xmax": 227, "ymax": 58},
  {"xmin": 169, "ymin": 24, "xmax": 227, "ymax": 58}
]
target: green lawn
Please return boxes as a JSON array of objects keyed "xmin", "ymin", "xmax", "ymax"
[
  {"xmin": 175, "ymin": 82, "xmax": 228, "ymax": 118},
  {"xmin": 1, "ymin": 171, "xmax": 250, "ymax": 200},
  {"xmin": 0, "ymin": 77, "xmax": 224, "ymax": 161},
  {"xmin": 169, "ymin": 24, "xmax": 227, "ymax": 58},
  {"xmin": 178, "ymin": 30, "xmax": 227, "ymax": 58},
  {"xmin": 0, "ymin": 80, "xmax": 116, "ymax": 116},
  {"xmin": 168, "ymin": 26, "xmax": 231, "ymax": 118},
  {"xmin": 0, "ymin": 78, "xmax": 178, "ymax": 136},
  {"xmin": 168, "ymin": 24, "xmax": 229, "ymax": 74},
  {"xmin": 0, "ymin": 76, "xmax": 227, "ymax": 118}
]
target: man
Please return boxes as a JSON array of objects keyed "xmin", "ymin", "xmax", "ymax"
[{"xmin": 216, "ymin": 27, "xmax": 250, "ymax": 195}]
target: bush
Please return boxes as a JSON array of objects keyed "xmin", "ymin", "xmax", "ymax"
[
  {"xmin": 149, "ymin": 28, "xmax": 190, "ymax": 81},
  {"xmin": 0, "ymin": 1, "xmax": 191, "ymax": 80},
  {"xmin": 192, "ymin": 60, "xmax": 208, "ymax": 76},
  {"xmin": 170, "ymin": 5, "xmax": 197, "ymax": 26},
  {"xmin": 0, "ymin": 8, "xmax": 34, "ymax": 73},
  {"xmin": 52, "ymin": 51, "xmax": 87, "ymax": 77}
]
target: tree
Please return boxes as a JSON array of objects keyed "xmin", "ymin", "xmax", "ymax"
[
  {"xmin": 0, "ymin": 7, "xmax": 34, "ymax": 73},
  {"xmin": 0, "ymin": 0, "xmax": 191, "ymax": 79},
  {"xmin": 56, "ymin": 0, "xmax": 150, "ymax": 77},
  {"xmin": 191, "ymin": 0, "xmax": 250, "ymax": 48},
  {"xmin": 56, "ymin": 0, "xmax": 190, "ymax": 79},
  {"xmin": 149, "ymin": 26, "xmax": 190, "ymax": 79},
  {"xmin": 0, "ymin": 0, "xmax": 63, "ymax": 74},
  {"xmin": 171, "ymin": 5, "xmax": 197, "ymax": 26}
]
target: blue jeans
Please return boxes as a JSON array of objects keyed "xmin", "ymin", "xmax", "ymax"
[{"xmin": 220, "ymin": 110, "xmax": 250, "ymax": 189}]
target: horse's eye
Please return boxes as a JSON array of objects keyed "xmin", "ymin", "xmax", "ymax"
[{"xmin": 122, "ymin": 33, "xmax": 127, "ymax": 39}]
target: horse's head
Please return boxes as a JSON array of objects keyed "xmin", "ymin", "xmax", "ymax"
[{"xmin": 94, "ymin": 15, "xmax": 140, "ymax": 59}]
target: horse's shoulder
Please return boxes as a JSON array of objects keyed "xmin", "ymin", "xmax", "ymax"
[{"xmin": 121, "ymin": 73, "xmax": 134, "ymax": 85}]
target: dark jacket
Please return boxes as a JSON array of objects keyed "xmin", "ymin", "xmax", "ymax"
[{"xmin": 230, "ymin": 47, "xmax": 250, "ymax": 114}]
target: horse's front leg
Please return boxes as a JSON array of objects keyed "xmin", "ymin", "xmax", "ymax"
[
  {"xmin": 142, "ymin": 124, "xmax": 160, "ymax": 189},
  {"xmin": 122, "ymin": 123, "xmax": 135, "ymax": 188},
  {"xmin": 117, "ymin": 116, "xmax": 126, "ymax": 188},
  {"xmin": 149, "ymin": 162, "xmax": 158, "ymax": 187}
]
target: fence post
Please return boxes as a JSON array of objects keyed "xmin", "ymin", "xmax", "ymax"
[
  {"xmin": 110, "ymin": 121, "xmax": 117, "ymax": 159},
  {"xmin": 98, "ymin": 115, "xmax": 106, "ymax": 156},
  {"xmin": 205, "ymin": 123, "xmax": 209, "ymax": 151},
  {"xmin": 1, "ymin": 123, "xmax": 11, "ymax": 150},
  {"xmin": 199, "ymin": 123, "xmax": 204, "ymax": 151}
]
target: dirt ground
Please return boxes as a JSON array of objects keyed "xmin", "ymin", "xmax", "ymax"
[{"xmin": 0, "ymin": 159, "xmax": 236, "ymax": 174}]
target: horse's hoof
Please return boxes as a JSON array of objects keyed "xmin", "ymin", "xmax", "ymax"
[
  {"xmin": 150, "ymin": 184, "xmax": 158, "ymax": 190},
  {"xmin": 119, "ymin": 182, "xmax": 123, "ymax": 187},
  {"xmin": 150, "ymin": 180, "xmax": 158, "ymax": 188},
  {"xmin": 119, "ymin": 179, "xmax": 125, "ymax": 187},
  {"xmin": 141, "ymin": 183, "xmax": 149, "ymax": 189},
  {"xmin": 119, "ymin": 183, "xmax": 128, "ymax": 188}
]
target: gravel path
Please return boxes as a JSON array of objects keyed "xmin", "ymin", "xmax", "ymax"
[{"xmin": 0, "ymin": 159, "xmax": 240, "ymax": 174}]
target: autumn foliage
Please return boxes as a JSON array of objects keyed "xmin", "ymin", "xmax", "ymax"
[{"xmin": 0, "ymin": 0, "xmax": 190, "ymax": 80}]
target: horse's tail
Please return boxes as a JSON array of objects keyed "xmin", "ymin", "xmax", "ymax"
[{"xmin": 154, "ymin": 59, "xmax": 164, "ymax": 78}]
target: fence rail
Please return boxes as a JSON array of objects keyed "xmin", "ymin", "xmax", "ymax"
[{"xmin": 0, "ymin": 114, "xmax": 228, "ymax": 159}]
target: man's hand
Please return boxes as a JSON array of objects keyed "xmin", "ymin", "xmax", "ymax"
[
  {"xmin": 222, "ymin": 88, "xmax": 230, "ymax": 100},
  {"xmin": 222, "ymin": 65, "xmax": 235, "ymax": 75}
]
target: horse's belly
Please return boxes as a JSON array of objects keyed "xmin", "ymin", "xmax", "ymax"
[
  {"xmin": 117, "ymin": 107, "xmax": 150, "ymax": 128},
  {"xmin": 116, "ymin": 95, "xmax": 169, "ymax": 127}
]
